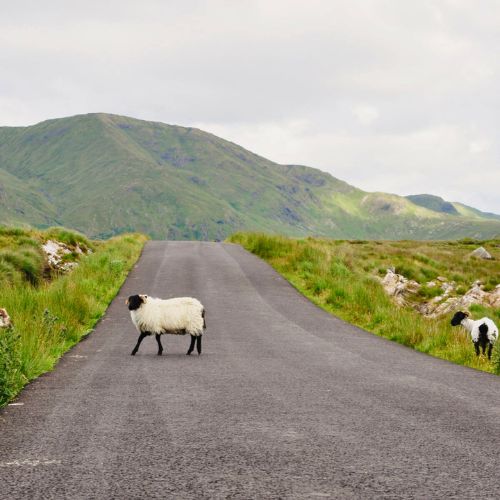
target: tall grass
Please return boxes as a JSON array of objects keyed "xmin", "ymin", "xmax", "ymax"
[
  {"xmin": 229, "ymin": 232, "xmax": 500, "ymax": 374},
  {"xmin": 44, "ymin": 226, "xmax": 95, "ymax": 252},
  {"xmin": 0, "ymin": 232, "xmax": 147, "ymax": 406}
]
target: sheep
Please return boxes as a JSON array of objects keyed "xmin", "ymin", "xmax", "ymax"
[
  {"xmin": 126, "ymin": 294, "xmax": 206, "ymax": 356},
  {"xmin": 450, "ymin": 311, "xmax": 498, "ymax": 360}
]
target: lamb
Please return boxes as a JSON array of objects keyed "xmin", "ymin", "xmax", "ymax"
[
  {"xmin": 450, "ymin": 311, "xmax": 498, "ymax": 360},
  {"xmin": 126, "ymin": 294, "xmax": 206, "ymax": 356}
]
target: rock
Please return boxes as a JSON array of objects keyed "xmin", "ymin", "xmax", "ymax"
[
  {"xmin": 380, "ymin": 266, "xmax": 499, "ymax": 317},
  {"xmin": 43, "ymin": 240, "xmax": 71, "ymax": 266},
  {"xmin": 0, "ymin": 308, "xmax": 12, "ymax": 328},
  {"xmin": 470, "ymin": 247, "xmax": 493, "ymax": 260},
  {"xmin": 419, "ymin": 281, "xmax": 500, "ymax": 317},
  {"xmin": 42, "ymin": 240, "xmax": 81, "ymax": 272},
  {"xmin": 381, "ymin": 269, "xmax": 420, "ymax": 306},
  {"xmin": 486, "ymin": 285, "xmax": 500, "ymax": 309},
  {"xmin": 440, "ymin": 281, "xmax": 455, "ymax": 295}
]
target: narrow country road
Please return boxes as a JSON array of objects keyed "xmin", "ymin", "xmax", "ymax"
[{"xmin": 1, "ymin": 241, "xmax": 499, "ymax": 499}]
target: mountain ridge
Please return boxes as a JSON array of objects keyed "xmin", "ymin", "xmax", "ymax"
[{"xmin": 0, "ymin": 113, "xmax": 498, "ymax": 240}]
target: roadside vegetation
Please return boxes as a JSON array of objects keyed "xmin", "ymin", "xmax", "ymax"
[
  {"xmin": 0, "ymin": 226, "xmax": 147, "ymax": 406},
  {"xmin": 229, "ymin": 232, "xmax": 500, "ymax": 374}
]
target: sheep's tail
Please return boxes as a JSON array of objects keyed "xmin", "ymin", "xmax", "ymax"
[{"xmin": 202, "ymin": 308, "xmax": 206, "ymax": 329}]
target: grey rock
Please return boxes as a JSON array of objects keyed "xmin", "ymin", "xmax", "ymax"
[{"xmin": 470, "ymin": 246, "xmax": 493, "ymax": 259}]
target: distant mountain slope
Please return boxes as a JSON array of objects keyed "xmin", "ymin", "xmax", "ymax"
[
  {"xmin": 406, "ymin": 194, "xmax": 459, "ymax": 215},
  {"xmin": 0, "ymin": 113, "xmax": 499, "ymax": 240},
  {"xmin": 407, "ymin": 194, "xmax": 500, "ymax": 221}
]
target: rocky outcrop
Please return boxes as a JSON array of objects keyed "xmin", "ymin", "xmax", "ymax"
[
  {"xmin": 42, "ymin": 240, "xmax": 88, "ymax": 272},
  {"xmin": 420, "ymin": 283, "xmax": 500, "ymax": 317},
  {"xmin": 381, "ymin": 269, "xmax": 420, "ymax": 306},
  {"xmin": 0, "ymin": 308, "xmax": 12, "ymax": 328},
  {"xmin": 381, "ymin": 268, "xmax": 499, "ymax": 317}
]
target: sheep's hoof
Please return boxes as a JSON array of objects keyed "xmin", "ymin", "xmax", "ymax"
[
  {"xmin": 186, "ymin": 351, "xmax": 192, "ymax": 355},
  {"xmin": 131, "ymin": 352, "xmax": 136, "ymax": 356},
  {"xmin": 157, "ymin": 352, "xmax": 163, "ymax": 356}
]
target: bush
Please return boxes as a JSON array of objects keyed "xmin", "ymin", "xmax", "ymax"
[
  {"xmin": 0, "ymin": 247, "xmax": 45, "ymax": 285},
  {"xmin": 0, "ymin": 327, "xmax": 25, "ymax": 406},
  {"xmin": 0, "ymin": 227, "xmax": 28, "ymax": 237}
]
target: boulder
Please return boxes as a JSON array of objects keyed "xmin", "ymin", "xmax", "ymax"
[
  {"xmin": 0, "ymin": 308, "xmax": 12, "ymax": 328},
  {"xmin": 470, "ymin": 247, "xmax": 493, "ymax": 260},
  {"xmin": 381, "ymin": 269, "xmax": 420, "ymax": 306}
]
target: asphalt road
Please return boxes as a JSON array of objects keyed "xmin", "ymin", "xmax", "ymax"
[{"xmin": 1, "ymin": 241, "xmax": 499, "ymax": 499}]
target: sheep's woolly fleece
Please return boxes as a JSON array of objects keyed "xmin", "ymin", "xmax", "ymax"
[
  {"xmin": 461, "ymin": 317, "xmax": 499, "ymax": 344},
  {"xmin": 130, "ymin": 296, "xmax": 205, "ymax": 336}
]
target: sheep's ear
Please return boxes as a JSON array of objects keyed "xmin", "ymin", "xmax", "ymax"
[
  {"xmin": 125, "ymin": 298, "xmax": 129, "ymax": 305},
  {"xmin": 464, "ymin": 311, "xmax": 469, "ymax": 317},
  {"xmin": 140, "ymin": 294, "xmax": 148, "ymax": 301}
]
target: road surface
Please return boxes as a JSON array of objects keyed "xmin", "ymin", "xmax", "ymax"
[{"xmin": 1, "ymin": 241, "xmax": 499, "ymax": 498}]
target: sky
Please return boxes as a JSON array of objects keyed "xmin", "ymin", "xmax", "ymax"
[{"xmin": 1, "ymin": 0, "xmax": 499, "ymax": 213}]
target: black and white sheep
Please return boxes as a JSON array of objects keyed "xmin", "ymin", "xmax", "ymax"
[
  {"xmin": 451, "ymin": 311, "xmax": 498, "ymax": 360},
  {"xmin": 126, "ymin": 294, "xmax": 206, "ymax": 356}
]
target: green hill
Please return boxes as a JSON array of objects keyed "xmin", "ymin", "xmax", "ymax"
[
  {"xmin": 0, "ymin": 113, "xmax": 499, "ymax": 240},
  {"xmin": 405, "ymin": 194, "xmax": 459, "ymax": 215}
]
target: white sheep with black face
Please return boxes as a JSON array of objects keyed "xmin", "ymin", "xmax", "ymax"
[
  {"xmin": 451, "ymin": 311, "xmax": 498, "ymax": 360},
  {"xmin": 126, "ymin": 294, "xmax": 206, "ymax": 356}
]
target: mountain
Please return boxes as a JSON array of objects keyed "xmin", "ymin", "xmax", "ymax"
[
  {"xmin": 406, "ymin": 194, "xmax": 500, "ymax": 221},
  {"xmin": 405, "ymin": 194, "xmax": 459, "ymax": 215},
  {"xmin": 0, "ymin": 113, "xmax": 499, "ymax": 240}
]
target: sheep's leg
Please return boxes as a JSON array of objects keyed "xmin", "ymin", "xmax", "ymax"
[
  {"xmin": 487, "ymin": 344, "xmax": 493, "ymax": 360},
  {"xmin": 155, "ymin": 334, "xmax": 163, "ymax": 356},
  {"xmin": 196, "ymin": 335, "xmax": 202, "ymax": 355},
  {"xmin": 474, "ymin": 342, "xmax": 480, "ymax": 357},
  {"xmin": 187, "ymin": 335, "xmax": 196, "ymax": 355},
  {"xmin": 131, "ymin": 332, "xmax": 148, "ymax": 356}
]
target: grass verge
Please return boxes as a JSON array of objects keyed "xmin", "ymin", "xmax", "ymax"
[
  {"xmin": 228, "ymin": 232, "xmax": 500, "ymax": 375},
  {"xmin": 0, "ymin": 231, "xmax": 147, "ymax": 406}
]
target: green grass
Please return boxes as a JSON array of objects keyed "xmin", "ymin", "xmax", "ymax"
[
  {"xmin": 44, "ymin": 226, "xmax": 94, "ymax": 251},
  {"xmin": 229, "ymin": 232, "xmax": 500, "ymax": 374},
  {"xmin": 0, "ymin": 229, "xmax": 147, "ymax": 406}
]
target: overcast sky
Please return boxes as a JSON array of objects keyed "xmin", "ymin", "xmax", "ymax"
[{"xmin": 1, "ymin": 0, "xmax": 499, "ymax": 213}]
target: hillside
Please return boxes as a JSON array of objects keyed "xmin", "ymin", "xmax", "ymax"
[{"xmin": 0, "ymin": 113, "xmax": 499, "ymax": 240}]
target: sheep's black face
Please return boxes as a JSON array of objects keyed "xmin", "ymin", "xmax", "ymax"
[
  {"xmin": 451, "ymin": 311, "xmax": 467, "ymax": 326},
  {"xmin": 127, "ymin": 295, "xmax": 144, "ymax": 311}
]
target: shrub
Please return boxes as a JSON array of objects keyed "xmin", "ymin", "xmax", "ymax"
[
  {"xmin": 0, "ymin": 247, "xmax": 45, "ymax": 285},
  {"xmin": 0, "ymin": 327, "xmax": 25, "ymax": 406}
]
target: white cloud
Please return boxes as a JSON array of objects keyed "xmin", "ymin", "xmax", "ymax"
[
  {"xmin": 352, "ymin": 105, "xmax": 379, "ymax": 126},
  {"xmin": 468, "ymin": 140, "xmax": 490, "ymax": 154}
]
